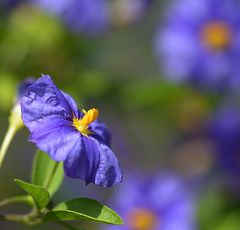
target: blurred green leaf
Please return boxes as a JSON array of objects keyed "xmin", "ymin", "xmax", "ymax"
[
  {"xmin": 68, "ymin": 71, "xmax": 110, "ymax": 99},
  {"xmin": 43, "ymin": 198, "xmax": 123, "ymax": 225},
  {"xmin": 0, "ymin": 72, "xmax": 17, "ymax": 111},
  {"xmin": 197, "ymin": 187, "xmax": 233, "ymax": 230},
  {"xmin": 0, "ymin": 5, "xmax": 65, "ymax": 72},
  {"xmin": 120, "ymin": 80, "xmax": 188, "ymax": 110},
  {"xmin": 14, "ymin": 179, "xmax": 50, "ymax": 210},
  {"xmin": 215, "ymin": 211, "xmax": 240, "ymax": 230},
  {"xmin": 31, "ymin": 150, "xmax": 64, "ymax": 197},
  {"xmin": 8, "ymin": 6, "xmax": 63, "ymax": 50}
]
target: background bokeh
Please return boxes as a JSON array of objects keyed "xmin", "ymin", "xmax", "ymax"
[{"xmin": 1, "ymin": 0, "xmax": 240, "ymax": 230}]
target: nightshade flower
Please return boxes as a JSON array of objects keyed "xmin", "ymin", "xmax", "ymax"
[
  {"xmin": 32, "ymin": 0, "xmax": 109, "ymax": 35},
  {"xmin": 20, "ymin": 75, "xmax": 122, "ymax": 187},
  {"xmin": 105, "ymin": 172, "xmax": 196, "ymax": 230},
  {"xmin": 156, "ymin": 0, "xmax": 240, "ymax": 89},
  {"xmin": 210, "ymin": 103, "xmax": 240, "ymax": 186}
]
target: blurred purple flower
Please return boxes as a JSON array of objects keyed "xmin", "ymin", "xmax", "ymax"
[
  {"xmin": 32, "ymin": 0, "xmax": 109, "ymax": 35},
  {"xmin": 210, "ymin": 103, "xmax": 240, "ymax": 185},
  {"xmin": 20, "ymin": 75, "xmax": 122, "ymax": 187},
  {"xmin": 156, "ymin": 0, "xmax": 240, "ymax": 90},
  {"xmin": 106, "ymin": 172, "xmax": 196, "ymax": 230},
  {"xmin": 31, "ymin": 0, "xmax": 69, "ymax": 15}
]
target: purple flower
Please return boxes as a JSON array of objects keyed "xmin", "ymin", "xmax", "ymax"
[
  {"xmin": 32, "ymin": 0, "xmax": 109, "ymax": 35},
  {"xmin": 105, "ymin": 172, "xmax": 196, "ymax": 230},
  {"xmin": 210, "ymin": 102, "xmax": 240, "ymax": 185},
  {"xmin": 31, "ymin": 0, "xmax": 70, "ymax": 15},
  {"xmin": 156, "ymin": 0, "xmax": 240, "ymax": 90},
  {"xmin": 20, "ymin": 75, "xmax": 122, "ymax": 187}
]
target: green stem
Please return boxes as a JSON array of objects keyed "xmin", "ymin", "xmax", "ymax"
[
  {"xmin": 0, "ymin": 208, "xmax": 41, "ymax": 225},
  {"xmin": 0, "ymin": 213, "xmax": 29, "ymax": 223},
  {"xmin": 0, "ymin": 125, "xmax": 17, "ymax": 168},
  {"xmin": 0, "ymin": 195, "xmax": 33, "ymax": 208},
  {"xmin": 45, "ymin": 161, "xmax": 60, "ymax": 190}
]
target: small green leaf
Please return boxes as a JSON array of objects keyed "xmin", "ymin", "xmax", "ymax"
[
  {"xmin": 14, "ymin": 179, "xmax": 50, "ymax": 210},
  {"xmin": 43, "ymin": 198, "xmax": 123, "ymax": 225},
  {"xmin": 31, "ymin": 150, "xmax": 64, "ymax": 197}
]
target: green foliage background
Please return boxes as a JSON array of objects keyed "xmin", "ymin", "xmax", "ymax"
[{"xmin": 0, "ymin": 1, "xmax": 239, "ymax": 230}]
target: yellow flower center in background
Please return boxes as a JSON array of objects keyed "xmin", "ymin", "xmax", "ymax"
[
  {"xmin": 73, "ymin": 108, "xmax": 99, "ymax": 135},
  {"xmin": 127, "ymin": 208, "xmax": 158, "ymax": 230},
  {"xmin": 202, "ymin": 21, "xmax": 232, "ymax": 50}
]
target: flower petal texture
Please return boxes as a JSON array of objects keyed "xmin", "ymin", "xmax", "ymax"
[
  {"xmin": 64, "ymin": 137, "xmax": 122, "ymax": 187},
  {"xmin": 17, "ymin": 77, "xmax": 36, "ymax": 100},
  {"xmin": 89, "ymin": 120, "xmax": 112, "ymax": 147},
  {"xmin": 29, "ymin": 119, "xmax": 80, "ymax": 161},
  {"xmin": 21, "ymin": 75, "xmax": 77, "ymax": 131},
  {"xmin": 20, "ymin": 74, "xmax": 122, "ymax": 187}
]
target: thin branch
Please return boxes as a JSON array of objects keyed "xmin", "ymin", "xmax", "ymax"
[
  {"xmin": 0, "ymin": 195, "xmax": 33, "ymax": 208},
  {"xmin": 0, "ymin": 208, "xmax": 41, "ymax": 225},
  {"xmin": 0, "ymin": 125, "xmax": 17, "ymax": 168},
  {"xmin": 0, "ymin": 213, "xmax": 30, "ymax": 224}
]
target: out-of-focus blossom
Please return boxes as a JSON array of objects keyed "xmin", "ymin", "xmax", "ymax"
[
  {"xmin": 20, "ymin": 75, "xmax": 122, "ymax": 187},
  {"xmin": 32, "ymin": 0, "xmax": 109, "ymax": 35},
  {"xmin": 106, "ymin": 172, "xmax": 196, "ymax": 230},
  {"xmin": 156, "ymin": 0, "xmax": 240, "ymax": 90},
  {"xmin": 110, "ymin": 0, "xmax": 152, "ymax": 26},
  {"xmin": 210, "ymin": 103, "xmax": 240, "ymax": 185}
]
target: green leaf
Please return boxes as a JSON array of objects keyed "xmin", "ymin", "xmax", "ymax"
[
  {"xmin": 14, "ymin": 179, "xmax": 50, "ymax": 210},
  {"xmin": 31, "ymin": 150, "xmax": 64, "ymax": 197},
  {"xmin": 216, "ymin": 211, "xmax": 240, "ymax": 230},
  {"xmin": 43, "ymin": 198, "xmax": 123, "ymax": 225},
  {"xmin": 197, "ymin": 187, "xmax": 228, "ymax": 230}
]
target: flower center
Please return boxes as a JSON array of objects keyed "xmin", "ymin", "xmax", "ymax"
[
  {"xmin": 127, "ymin": 208, "xmax": 158, "ymax": 230},
  {"xmin": 202, "ymin": 21, "xmax": 232, "ymax": 50},
  {"xmin": 73, "ymin": 108, "xmax": 99, "ymax": 135}
]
